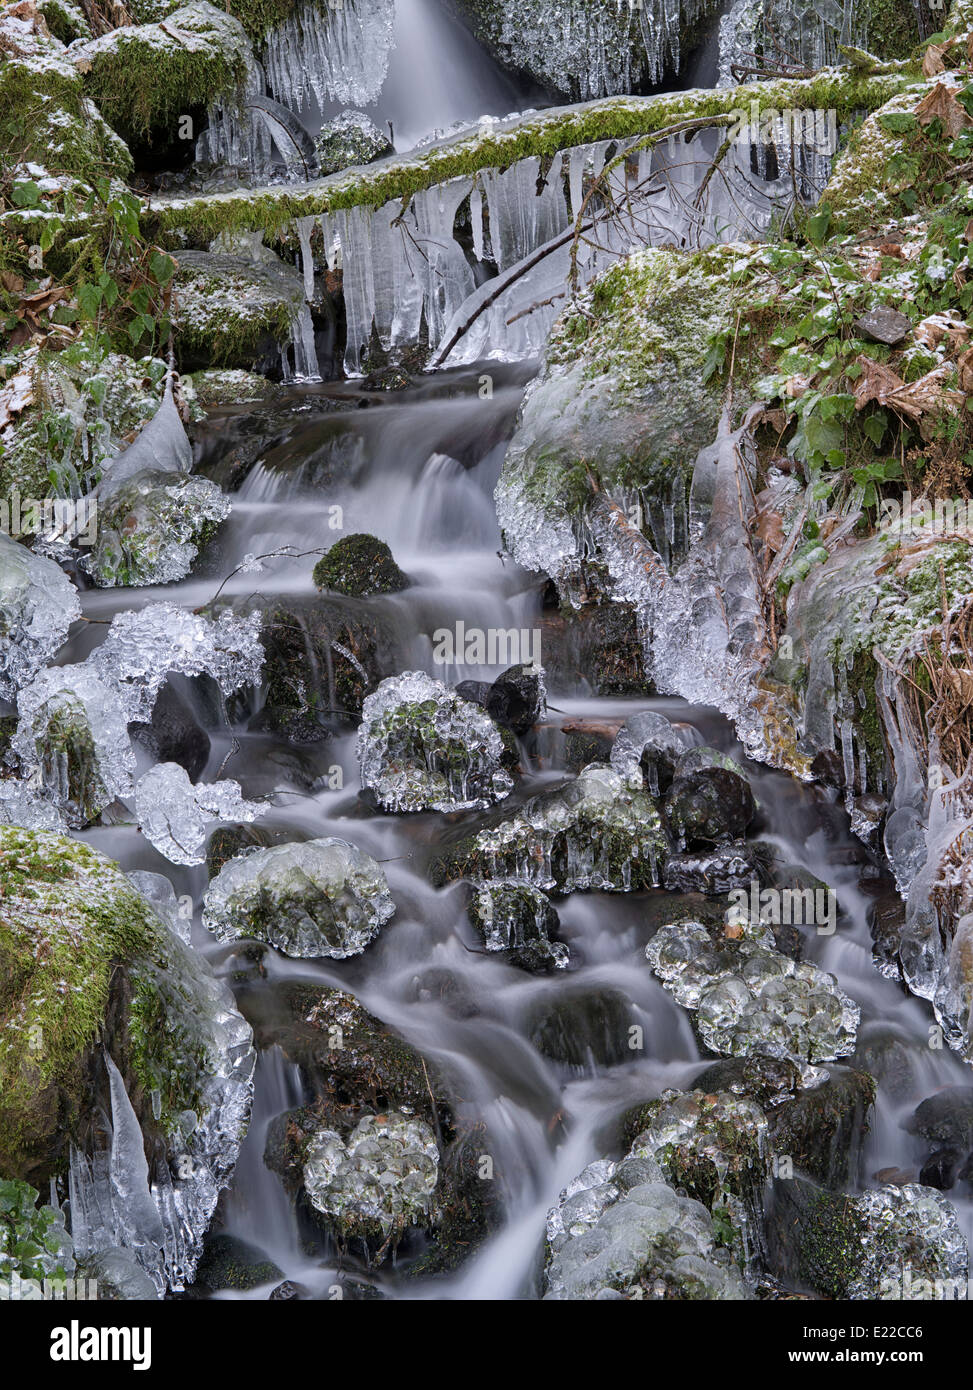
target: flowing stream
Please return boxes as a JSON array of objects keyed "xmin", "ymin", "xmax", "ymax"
[
  {"xmin": 33, "ymin": 0, "xmax": 970, "ymax": 1299},
  {"xmin": 64, "ymin": 366, "xmax": 973, "ymax": 1298}
]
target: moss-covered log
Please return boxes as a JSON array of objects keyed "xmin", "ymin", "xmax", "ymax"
[{"xmin": 144, "ymin": 68, "xmax": 915, "ymax": 244}]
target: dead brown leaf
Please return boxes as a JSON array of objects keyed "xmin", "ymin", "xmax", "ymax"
[
  {"xmin": 923, "ymin": 43, "xmax": 950, "ymax": 78},
  {"xmin": 916, "ymin": 82, "xmax": 973, "ymax": 138}
]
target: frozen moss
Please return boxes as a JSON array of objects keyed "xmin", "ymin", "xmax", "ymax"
[{"xmin": 75, "ymin": 1, "xmax": 249, "ymax": 144}]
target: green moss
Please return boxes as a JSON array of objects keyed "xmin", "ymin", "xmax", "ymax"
[
  {"xmin": 313, "ymin": 534, "xmax": 410, "ymax": 597},
  {"xmin": 78, "ymin": 4, "xmax": 249, "ymax": 144},
  {"xmin": 0, "ymin": 57, "xmax": 132, "ymax": 185},
  {"xmin": 172, "ymin": 259, "xmax": 299, "ymax": 369},
  {"xmin": 0, "ymin": 829, "xmax": 159, "ymax": 1176}
]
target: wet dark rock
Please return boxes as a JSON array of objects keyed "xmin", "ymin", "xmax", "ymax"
[
  {"xmin": 768, "ymin": 1066, "xmax": 875, "ymax": 1187},
  {"xmin": 254, "ymin": 596, "xmax": 399, "ymax": 737},
  {"xmin": 269, "ymin": 1280, "xmax": 307, "ymax": 1300},
  {"xmin": 129, "ymin": 683, "xmax": 210, "ymax": 783},
  {"xmin": 453, "ymin": 679, "xmax": 492, "ymax": 707},
  {"xmin": 526, "ymin": 986, "xmax": 634, "ymax": 1070},
  {"xmin": 562, "ymin": 720, "xmax": 616, "ymax": 771},
  {"xmin": 663, "ymin": 842, "xmax": 763, "ymax": 895},
  {"xmin": 539, "ymin": 602, "xmax": 648, "ymax": 695},
  {"xmin": 239, "ymin": 983, "xmax": 441, "ymax": 1125},
  {"xmin": 810, "ymin": 748, "xmax": 845, "ymax": 788},
  {"xmin": 907, "ymin": 1087, "xmax": 973, "ymax": 1153},
  {"xmin": 312, "ymin": 533, "xmax": 409, "ymax": 598},
  {"xmin": 205, "ymin": 821, "xmax": 292, "ymax": 878},
  {"xmin": 853, "ymin": 306, "xmax": 912, "ymax": 346},
  {"xmin": 192, "ymin": 1234, "xmax": 283, "ymax": 1292},
  {"xmin": 852, "ymin": 1024, "xmax": 920, "ymax": 1103},
  {"xmin": 665, "ymin": 746, "xmax": 755, "ymax": 846},
  {"xmin": 766, "ymin": 1176, "xmax": 866, "ymax": 1298},
  {"xmin": 484, "ymin": 663, "xmax": 544, "ymax": 735},
  {"xmin": 408, "ymin": 968, "xmax": 480, "ymax": 1019},
  {"xmin": 920, "ymin": 1148, "xmax": 963, "ymax": 1191},
  {"xmin": 867, "ymin": 886, "xmax": 905, "ymax": 982}
]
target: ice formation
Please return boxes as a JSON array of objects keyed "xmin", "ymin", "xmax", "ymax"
[
  {"xmin": 719, "ymin": 0, "xmax": 860, "ymax": 84},
  {"xmin": 6, "ymin": 603, "xmax": 263, "ymax": 829},
  {"xmin": 843, "ymin": 1184, "xmax": 968, "ymax": 1300},
  {"xmin": 0, "ymin": 532, "xmax": 81, "ymax": 701},
  {"xmin": 645, "ymin": 917, "xmax": 860, "ymax": 1063},
  {"xmin": 610, "ymin": 710, "xmax": 700, "ymax": 794},
  {"xmin": 446, "ymin": 763, "xmax": 668, "ymax": 893},
  {"xmin": 303, "ymin": 1113, "xmax": 439, "ymax": 1237},
  {"xmin": 490, "ymin": 0, "xmax": 717, "ymax": 99},
  {"xmin": 544, "ymin": 1151, "xmax": 749, "ymax": 1299},
  {"xmin": 299, "ymin": 126, "xmax": 820, "ymax": 373},
  {"xmin": 13, "ymin": 664, "xmax": 137, "ymax": 826},
  {"xmin": 68, "ymin": 911, "xmax": 255, "ymax": 1295},
  {"xmin": 358, "ymin": 670, "xmax": 513, "ymax": 813},
  {"xmin": 628, "ymin": 1088, "xmax": 769, "ymax": 1273},
  {"xmin": 263, "ymin": 0, "xmax": 394, "ymax": 112},
  {"xmin": 135, "ymin": 763, "xmax": 267, "ymax": 867},
  {"xmin": 203, "ymin": 837, "xmax": 396, "ymax": 958},
  {"xmin": 89, "ymin": 602, "xmax": 265, "ymax": 722},
  {"xmin": 469, "ymin": 879, "xmax": 569, "ymax": 970}
]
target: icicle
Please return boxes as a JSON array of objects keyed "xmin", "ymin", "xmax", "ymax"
[
  {"xmin": 470, "ymin": 181, "xmax": 485, "ymax": 262},
  {"xmin": 263, "ymin": 0, "xmax": 394, "ymax": 113}
]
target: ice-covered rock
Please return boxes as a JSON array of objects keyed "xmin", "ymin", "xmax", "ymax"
[
  {"xmin": 89, "ymin": 602, "xmax": 264, "ymax": 722},
  {"xmin": 314, "ymin": 109, "xmax": 393, "ymax": 174},
  {"xmin": 135, "ymin": 763, "xmax": 266, "ymax": 867},
  {"xmin": 203, "ymin": 837, "xmax": 395, "ymax": 958},
  {"xmin": 85, "ymin": 471, "xmax": 230, "ymax": 588},
  {"xmin": 358, "ymin": 671, "xmax": 513, "ymax": 813},
  {"xmin": 0, "ymin": 533, "xmax": 81, "ymax": 701},
  {"xmin": 13, "ymin": 664, "xmax": 135, "ymax": 827},
  {"xmin": 626, "ymin": 1089, "xmax": 769, "ymax": 1272},
  {"xmin": 467, "ymin": 880, "xmax": 568, "ymax": 972},
  {"xmin": 302, "ymin": 1112, "xmax": 439, "ymax": 1240},
  {"xmin": 770, "ymin": 1178, "xmax": 969, "ymax": 1300},
  {"xmin": 646, "ymin": 917, "xmax": 860, "ymax": 1063},
  {"xmin": 610, "ymin": 710, "xmax": 699, "ymax": 794},
  {"xmin": 543, "ymin": 1151, "xmax": 750, "ymax": 1299},
  {"xmin": 433, "ymin": 763, "xmax": 668, "ymax": 893}
]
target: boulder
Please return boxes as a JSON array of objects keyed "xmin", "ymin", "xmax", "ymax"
[{"xmin": 203, "ymin": 837, "xmax": 395, "ymax": 958}]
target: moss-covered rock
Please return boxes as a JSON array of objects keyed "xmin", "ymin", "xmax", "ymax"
[
  {"xmin": 313, "ymin": 532, "xmax": 409, "ymax": 597},
  {"xmin": 0, "ymin": 826, "xmax": 250, "ymax": 1182},
  {"xmin": 0, "ymin": 9, "xmax": 131, "ymax": 189},
  {"xmin": 495, "ymin": 245, "xmax": 751, "ymax": 598},
  {"xmin": 767, "ymin": 1066, "xmax": 876, "ymax": 1188},
  {"xmin": 85, "ymin": 468, "xmax": 229, "ymax": 587},
  {"xmin": 191, "ymin": 1233, "xmax": 282, "ymax": 1291},
  {"xmin": 75, "ymin": 1, "xmax": 249, "ymax": 145},
  {"xmin": 171, "ymin": 246, "xmax": 304, "ymax": 370}
]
